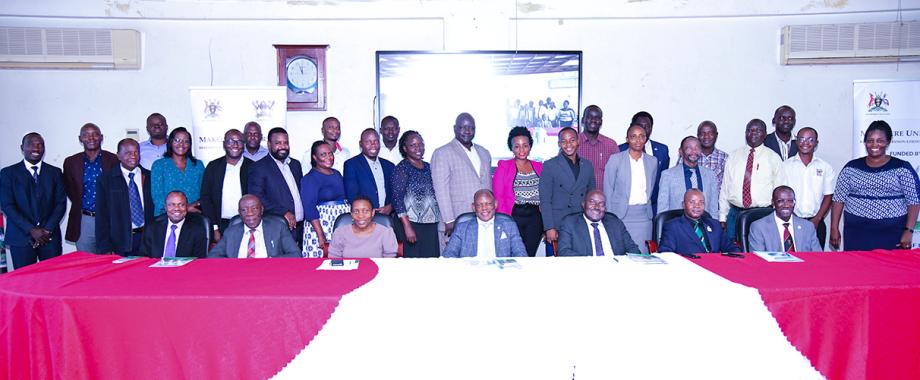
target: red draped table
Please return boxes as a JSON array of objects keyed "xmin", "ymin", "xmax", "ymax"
[
  {"xmin": 0, "ymin": 252, "xmax": 378, "ymax": 380},
  {"xmin": 691, "ymin": 250, "xmax": 920, "ymax": 380}
]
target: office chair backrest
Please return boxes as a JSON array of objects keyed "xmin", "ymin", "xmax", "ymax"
[
  {"xmin": 154, "ymin": 213, "xmax": 211, "ymax": 250},
  {"xmin": 332, "ymin": 212, "xmax": 394, "ymax": 232},
  {"xmin": 736, "ymin": 207, "xmax": 774, "ymax": 252}
]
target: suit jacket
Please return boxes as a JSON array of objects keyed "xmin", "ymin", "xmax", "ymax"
[
  {"xmin": 95, "ymin": 166, "xmax": 155, "ymax": 255},
  {"xmin": 538, "ymin": 153, "xmax": 595, "ymax": 231},
  {"xmin": 558, "ymin": 212, "xmax": 640, "ymax": 256},
  {"xmin": 603, "ymin": 151, "xmax": 659, "ymax": 220},
  {"xmin": 343, "ymin": 154, "xmax": 395, "ymax": 209},
  {"xmin": 247, "ymin": 155, "xmax": 303, "ymax": 218},
  {"xmin": 140, "ymin": 213, "xmax": 208, "ymax": 258},
  {"xmin": 200, "ymin": 156, "xmax": 251, "ymax": 228},
  {"xmin": 656, "ymin": 163, "xmax": 719, "ymax": 218},
  {"xmin": 749, "ymin": 212, "xmax": 822, "ymax": 252},
  {"xmin": 619, "ymin": 140, "xmax": 669, "ymax": 213},
  {"xmin": 431, "ymin": 140, "xmax": 492, "ymax": 223},
  {"xmin": 492, "ymin": 159, "xmax": 543, "ymax": 215},
  {"xmin": 207, "ymin": 216, "xmax": 301, "ymax": 258},
  {"xmin": 62, "ymin": 150, "xmax": 118, "ymax": 242},
  {"xmin": 763, "ymin": 133, "xmax": 797, "ymax": 160},
  {"xmin": 441, "ymin": 213, "xmax": 527, "ymax": 258},
  {"xmin": 1, "ymin": 161, "xmax": 67, "ymax": 248},
  {"xmin": 658, "ymin": 215, "xmax": 740, "ymax": 254}
]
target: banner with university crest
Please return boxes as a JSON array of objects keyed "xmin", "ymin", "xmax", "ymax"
[{"xmin": 189, "ymin": 86, "xmax": 287, "ymax": 162}]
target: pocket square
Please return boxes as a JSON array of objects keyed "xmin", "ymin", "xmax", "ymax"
[{"xmin": 500, "ymin": 232, "xmax": 508, "ymax": 240}]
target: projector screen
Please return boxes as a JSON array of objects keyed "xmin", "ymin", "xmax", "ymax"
[{"xmin": 376, "ymin": 51, "xmax": 582, "ymax": 165}]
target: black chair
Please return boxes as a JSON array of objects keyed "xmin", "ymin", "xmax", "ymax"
[
  {"xmin": 734, "ymin": 207, "xmax": 773, "ymax": 252},
  {"xmin": 226, "ymin": 214, "xmax": 287, "ymax": 229},
  {"xmin": 647, "ymin": 209, "xmax": 684, "ymax": 253},
  {"xmin": 331, "ymin": 212, "xmax": 401, "ymax": 257}
]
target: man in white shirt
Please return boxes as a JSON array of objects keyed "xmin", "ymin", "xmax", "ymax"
[
  {"xmin": 303, "ymin": 117, "xmax": 350, "ymax": 173},
  {"xmin": 441, "ymin": 190, "xmax": 526, "ymax": 258},
  {"xmin": 749, "ymin": 186, "xmax": 822, "ymax": 252},
  {"xmin": 783, "ymin": 127, "xmax": 836, "ymax": 247},
  {"xmin": 558, "ymin": 190, "xmax": 641, "ymax": 256},
  {"xmin": 96, "ymin": 138, "xmax": 155, "ymax": 256},
  {"xmin": 139, "ymin": 113, "xmax": 169, "ymax": 170},
  {"xmin": 432, "ymin": 113, "xmax": 493, "ymax": 240},
  {"xmin": 378, "ymin": 115, "xmax": 402, "ymax": 163},
  {"xmin": 200, "ymin": 129, "xmax": 252, "ymax": 242},
  {"xmin": 139, "ymin": 191, "xmax": 208, "ymax": 258},
  {"xmin": 208, "ymin": 195, "xmax": 301, "ymax": 258}
]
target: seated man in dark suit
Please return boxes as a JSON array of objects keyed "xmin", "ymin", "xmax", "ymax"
[
  {"xmin": 96, "ymin": 138, "xmax": 154, "ymax": 256},
  {"xmin": 749, "ymin": 186, "xmax": 822, "ymax": 252},
  {"xmin": 558, "ymin": 190, "xmax": 640, "ymax": 256},
  {"xmin": 442, "ymin": 189, "xmax": 527, "ymax": 258},
  {"xmin": 140, "ymin": 191, "xmax": 208, "ymax": 258},
  {"xmin": 209, "ymin": 195, "xmax": 301, "ymax": 258},
  {"xmin": 0, "ymin": 132, "xmax": 67, "ymax": 269},
  {"xmin": 658, "ymin": 189, "xmax": 740, "ymax": 254}
]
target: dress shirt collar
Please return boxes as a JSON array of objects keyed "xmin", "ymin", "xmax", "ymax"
[
  {"xmin": 272, "ymin": 155, "xmax": 291, "ymax": 166},
  {"xmin": 22, "ymin": 160, "xmax": 43, "ymax": 174}
]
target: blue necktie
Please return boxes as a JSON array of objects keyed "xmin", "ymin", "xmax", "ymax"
[
  {"xmin": 127, "ymin": 172, "xmax": 144, "ymax": 227},
  {"xmin": 164, "ymin": 224, "xmax": 177, "ymax": 258},
  {"xmin": 592, "ymin": 222, "xmax": 605, "ymax": 256},
  {"xmin": 30, "ymin": 165, "xmax": 39, "ymax": 183}
]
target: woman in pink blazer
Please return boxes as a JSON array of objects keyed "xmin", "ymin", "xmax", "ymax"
[{"xmin": 493, "ymin": 127, "xmax": 544, "ymax": 257}]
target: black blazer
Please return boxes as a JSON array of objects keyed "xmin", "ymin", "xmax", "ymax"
[
  {"xmin": 557, "ymin": 212, "xmax": 640, "ymax": 256},
  {"xmin": 247, "ymin": 156, "xmax": 303, "ymax": 218},
  {"xmin": 200, "ymin": 156, "xmax": 251, "ymax": 228},
  {"xmin": 763, "ymin": 132, "xmax": 797, "ymax": 160},
  {"xmin": 0, "ymin": 162, "xmax": 67, "ymax": 247},
  {"xmin": 95, "ymin": 166, "xmax": 155, "ymax": 255},
  {"xmin": 140, "ymin": 213, "xmax": 208, "ymax": 258},
  {"xmin": 342, "ymin": 154, "xmax": 395, "ymax": 209},
  {"xmin": 538, "ymin": 154, "xmax": 595, "ymax": 231}
]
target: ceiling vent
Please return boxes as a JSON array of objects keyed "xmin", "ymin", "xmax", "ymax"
[
  {"xmin": 0, "ymin": 27, "xmax": 141, "ymax": 69},
  {"xmin": 781, "ymin": 21, "xmax": 920, "ymax": 64}
]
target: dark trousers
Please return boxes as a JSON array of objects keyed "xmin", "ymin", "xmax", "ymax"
[
  {"xmin": 403, "ymin": 222, "xmax": 440, "ymax": 258},
  {"xmin": 9, "ymin": 241, "xmax": 62, "ymax": 270},
  {"xmin": 122, "ymin": 230, "xmax": 144, "ymax": 256},
  {"xmin": 815, "ymin": 218, "xmax": 827, "ymax": 249},
  {"xmin": 511, "ymin": 204, "xmax": 544, "ymax": 257}
]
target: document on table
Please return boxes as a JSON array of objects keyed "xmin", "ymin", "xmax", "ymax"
[
  {"xmin": 149, "ymin": 257, "xmax": 196, "ymax": 267},
  {"xmin": 112, "ymin": 256, "xmax": 143, "ymax": 264},
  {"xmin": 464, "ymin": 258, "xmax": 523, "ymax": 269},
  {"xmin": 626, "ymin": 253, "xmax": 668, "ymax": 265},
  {"xmin": 317, "ymin": 259, "xmax": 360, "ymax": 271},
  {"xmin": 752, "ymin": 251, "xmax": 803, "ymax": 263}
]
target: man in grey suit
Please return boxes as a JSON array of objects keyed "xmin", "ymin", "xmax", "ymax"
[
  {"xmin": 558, "ymin": 190, "xmax": 640, "ymax": 256},
  {"xmin": 208, "ymin": 195, "xmax": 301, "ymax": 258},
  {"xmin": 657, "ymin": 136, "xmax": 719, "ymax": 218},
  {"xmin": 749, "ymin": 186, "xmax": 822, "ymax": 252},
  {"xmin": 539, "ymin": 127, "xmax": 595, "ymax": 254},
  {"xmin": 432, "ymin": 112, "xmax": 492, "ymax": 239},
  {"xmin": 442, "ymin": 190, "xmax": 527, "ymax": 258}
]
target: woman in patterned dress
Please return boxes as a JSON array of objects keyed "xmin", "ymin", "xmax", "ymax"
[
  {"xmin": 492, "ymin": 127, "xmax": 544, "ymax": 257},
  {"xmin": 391, "ymin": 131, "xmax": 441, "ymax": 258},
  {"xmin": 300, "ymin": 141, "xmax": 350, "ymax": 257}
]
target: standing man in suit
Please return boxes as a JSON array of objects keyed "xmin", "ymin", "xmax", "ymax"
[
  {"xmin": 539, "ymin": 127, "xmax": 595, "ymax": 255},
  {"xmin": 378, "ymin": 116, "xmax": 402, "ymax": 163},
  {"xmin": 140, "ymin": 191, "xmax": 208, "ymax": 258},
  {"xmin": 62, "ymin": 123, "xmax": 118, "ymax": 252},
  {"xmin": 432, "ymin": 112, "xmax": 492, "ymax": 241},
  {"xmin": 248, "ymin": 127, "xmax": 304, "ymax": 244},
  {"xmin": 620, "ymin": 111, "xmax": 670, "ymax": 213},
  {"xmin": 576, "ymin": 105, "xmax": 619, "ymax": 192},
  {"xmin": 442, "ymin": 190, "xmax": 527, "ymax": 258},
  {"xmin": 139, "ymin": 113, "xmax": 169, "ymax": 170},
  {"xmin": 201, "ymin": 129, "xmax": 251, "ymax": 241},
  {"xmin": 657, "ymin": 136, "xmax": 719, "ymax": 218},
  {"xmin": 658, "ymin": 189, "xmax": 740, "ymax": 255},
  {"xmin": 96, "ymin": 138, "xmax": 154, "ymax": 256},
  {"xmin": 0, "ymin": 133, "xmax": 67, "ymax": 269},
  {"xmin": 764, "ymin": 105, "xmax": 798, "ymax": 161},
  {"xmin": 343, "ymin": 128, "xmax": 395, "ymax": 214},
  {"xmin": 242, "ymin": 121, "xmax": 269, "ymax": 162},
  {"xmin": 208, "ymin": 195, "xmax": 300, "ymax": 258},
  {"xmin": 749, "ymin": 186, "xmax": 822, "ymax": 252},
  {"xmin": 558, "ymin": 190, "xmax": 640, "ymax": 256}
]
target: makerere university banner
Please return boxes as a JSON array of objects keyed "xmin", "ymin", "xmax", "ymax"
[{"xmin": 189, "ymin": 86, "xmax": 287, "ymax": 162}]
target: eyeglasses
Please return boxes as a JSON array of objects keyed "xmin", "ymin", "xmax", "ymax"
[
  {"xmin": 225, "ymin": 139, "xmax": 243, "ymax": 145},
  {"xmin": 797, "ymin": 137, "xmax": 817, "ymax": 143}
]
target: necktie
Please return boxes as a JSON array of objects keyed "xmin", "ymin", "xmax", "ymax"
[
  {"xmin": 247, "ymin": 228, "xmax": 256, "ymax": 258},
  {"xmin": 127, "ymin": 172, "xmax": 144, "ymax": 227},
  {"xmin": 591, "ymin": 222, "xmax": 605, "ymax": 256},
  {"xmin": 742, "ymin": 148, "xmax": 754, "ymax": 208},
  {"xmin": 693, "ymin": 220, "xmax": 710, "ymax": 253},
  {"xmin": 30, "ymin": 165, "xmax": 39, "ymax": 183},
  {"xmin": 783, "ymin": 223, "xmax": 796, "ymax": 252},
  {"xmin": 164, "ymin": 224, "xmax": 177, "ymax": 258}
]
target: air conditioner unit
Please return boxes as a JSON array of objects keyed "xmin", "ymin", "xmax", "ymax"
[
  {"xmin": 781, "ymin": 21, "xmax": 920, "ymax": 64},
  {"xmin": 0, "ymin": 27, "xmax": 141, "ymax": 69}
]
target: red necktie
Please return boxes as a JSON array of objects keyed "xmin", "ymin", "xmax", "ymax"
[
  {"xmin": 247, "ymin": 229, "xmax": 256, "ymax": 258},
  {"xmin": 783, "ymin": 223, "xmax": 796, "ymax": 252},
  {"xmin": 742, "ymin": 148, "xmax": 754, "ymax": 208}
]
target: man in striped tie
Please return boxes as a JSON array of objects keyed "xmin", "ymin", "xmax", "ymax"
[
  {"xmin": 658, "ymin": 189, "xmax": 741, "ymax": 255},
  {"xmin": 208, "ymin": 195, "xmax": 301, "ymax": 258},
  {"xmin": 749, "ymin": 186, "xmax": 823, "ymax": 253}
]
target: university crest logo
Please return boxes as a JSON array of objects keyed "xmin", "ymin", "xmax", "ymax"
[{"xmin": 867, "ymin": 92, "xmax": 889, "ymax": 113}]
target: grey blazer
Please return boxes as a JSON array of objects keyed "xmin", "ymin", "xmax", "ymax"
[
  {"xmin": 748, "ymin": 213, "xmax": 822, "ymax": 252},
  {"xmin": 208, "ymin": 216, "xmax": 302, "ymax": 258},
  {"xmin": 538, "ymin": 153, "xmax": 595, "ymax": 231},
  {"xmin": 656, "ymin": 163, "xmax": 719, "ymax": 218},
  {"xmin": 431, "ymin": 139, "xmax": 492, "ymax": 223},
  {"xmin": 441, "ymin": 213, "xmax": 527, "ymax": 258},
  {"xmin": 603, "ymin": 151, "xmax": 659, "ymax": 219}
]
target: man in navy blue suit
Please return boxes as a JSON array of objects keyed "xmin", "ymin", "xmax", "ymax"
[
  {"xmin": 658, "ymin": 189, "xmax": 740, "ymax": 254},
  {"xmin": 343, "ymin": 128, "xmax": 395, "ymax": 214},
  {"xmin": 619, "ymin": 111, "xmax": 670, "ymax": 214},
  {"xmin": 247, "ymin": 127, "xmax": 304, "ymax": 244},
  {"xmin": 0, "ymin": 133, "xmax": 67, "ymax": 269}
]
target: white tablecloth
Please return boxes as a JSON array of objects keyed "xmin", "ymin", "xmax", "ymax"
[{"xmin": 277, "ymin": 254, "xmax": 821, "ymax": 379}]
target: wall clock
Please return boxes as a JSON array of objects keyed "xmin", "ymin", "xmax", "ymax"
[{"xmin": 275, "ymin": 44, "xmax": 328, "ymax": 111}]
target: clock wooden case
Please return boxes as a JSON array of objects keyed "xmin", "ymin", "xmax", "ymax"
[{"xmin": 275, "ymin": 44, "xmax": 328, "ymax": 111}]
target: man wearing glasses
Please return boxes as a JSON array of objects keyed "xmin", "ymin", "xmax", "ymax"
[
  {"xmin": 782, "ymin": 127, "xmax": 836, "ymax": 248},
  {"xmin": 200, "ymin": 129, "xmax": 252, "ymax": 242}
]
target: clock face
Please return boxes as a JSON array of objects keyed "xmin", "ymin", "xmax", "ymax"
[{"xmin": 286, "ymin": 57, "xmax": 318, "ymax": 93}]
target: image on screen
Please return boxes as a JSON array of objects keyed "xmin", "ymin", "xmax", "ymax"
[{"xmin": 377, "ymin": 51, "xmax": 582, "ymax": 165}]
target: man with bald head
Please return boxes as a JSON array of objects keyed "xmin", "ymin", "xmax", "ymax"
[
  {"xmin": 303, "ymin": 117, "xmax": 350, "ymax": 173},
  {"xmin": 765, "ymin": 105, "xmax": 798, "ymax": 161},
  {"xmin": 208, "ymin": 195, "xmax": 301, "ymax": 258},
  {"xmin": 201, "ymin": 129, "xmax": 252, "ymax": 241},
  {"xmin": 576, "ymin": 105, "xmax": 619, "ymax": 192},
  {"xmin": 442, "ymin": 190, "xmax": 526, "ymax": 258},
  {"xmin": 558, "ymin": 190, "xmax": 639, "ymax": 256},
  {"xmin": 432, "ymin": 112, "xmax": 493, "ymax": 239},
  {"xmin": 140, "ymin": 113, "xmax": 169, "ymax": 169},
  {"xmin": 657, "ymin": 136, "xmax": 719, "ymax": 218},
  {"xmin": 749, "ymin": 186, "xmax": 822, "ymax": 252},
  {"xmin": 697, "ymin": 120, "xmax": 728, "ymax": 194},
  {"xmin": 242, "ymin": 121, "xmax": 269, "ymax": 161},
  {"xmin": 658, "ymin": 189, "xmax": 740, "ymax": 255},
  {"xmin": 62, "ymin": 123, "xmax": 118, "ymax": 252},
  {"xmin": 343, "ymin": 128, "xmax": 395, "ymax": 215}
]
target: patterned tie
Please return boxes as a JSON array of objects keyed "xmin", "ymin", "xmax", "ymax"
[
  {"xmin": 164, "ymin": 224, "xmax": 178, "ymax": 258},
  {"xmin": 693, "ymin": 220, "xmax": 710, "ymax": 253},
  {"xmin": 783, "ymin": 223, "xmax": 796, "ymax": 252},
  {"xmin": 591, "ymin": 222, "xmax": 605, "ymax": 256},
  {"xmin": 127, "ymin": 172, "xmax": 144, "ymax": 227},
  {"xmin": 742, "ymin": 148, "xmax": 754, "ymax": 208},
  {"xmin": 30, "ymin": 165, "xmax": 39, "ymax": 183},
  {"xmin": 247, "ymin": 228, "xmax": 256, "ymax": 258}
]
